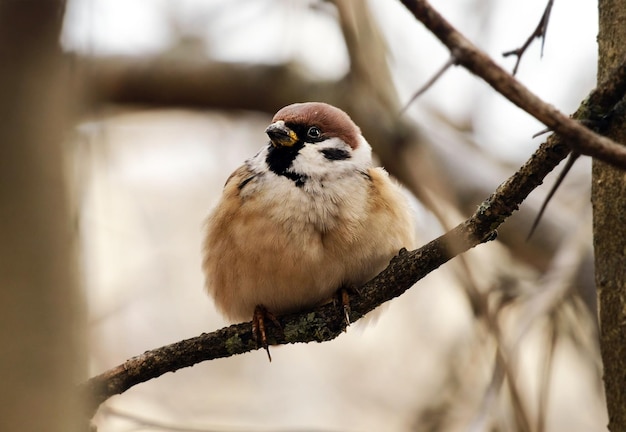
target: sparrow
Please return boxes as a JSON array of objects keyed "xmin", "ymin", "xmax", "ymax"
[{"xmin": 202, "ymin": 102, "xmax": 415, "ymax": 359}]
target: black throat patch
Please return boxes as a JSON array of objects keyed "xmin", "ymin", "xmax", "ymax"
[{"xmin": 265, "ymin": 142, "xmax": 308, "ymax": 188}]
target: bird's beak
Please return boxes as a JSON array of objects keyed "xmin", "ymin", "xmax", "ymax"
[{"xmin": 265, "ymin": 121, "xmax": 298, "ymax": 147}]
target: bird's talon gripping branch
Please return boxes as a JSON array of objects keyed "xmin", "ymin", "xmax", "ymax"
[
  {"xmin": 334, "ymin": 285, "xmax": 361, "ymax": 327},
  {"xmin": 252, "ymin": 305, "xmax": 281, "ymax": 362},
  {"xmin": 341, "ymin": 288, "xmax": 352, "ymax": 327}
]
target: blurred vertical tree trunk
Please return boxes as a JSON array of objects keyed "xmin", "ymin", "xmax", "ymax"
[
  {"xmin": 594, "ymin": 1, "xmax": 626, "ymax": 430},
  {"xmin": 0, "ymin": 2, "xmax": 83, "ymax": 432}
]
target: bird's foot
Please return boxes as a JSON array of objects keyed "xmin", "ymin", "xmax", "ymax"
[
  {"xmin": 334, "ymin": 285, "xmax": 361, "ymax": 328},
  {"xmin": 252, "ymin": 305, "xmax": 281, "ymax": 362}
]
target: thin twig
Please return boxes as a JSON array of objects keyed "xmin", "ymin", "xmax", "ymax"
[
  {"xmin": 526, "ymin": 152, "xmax": 579, "ymax": 239},
  {"xmin": 502, "ymin": 0, "xmax": 555, "ymax": 75},
  {"xmin": 401, "ymin": 55, "xmax": 457, "ymax": 113},
  {"xmin": 532, "ymin": 127, "xmax": 551, "ymax": 138}
]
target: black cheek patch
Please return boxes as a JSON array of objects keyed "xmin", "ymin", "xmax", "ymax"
[{"xmin": 320, "ymin": 148, "xmax": 351, "ymax": 161}]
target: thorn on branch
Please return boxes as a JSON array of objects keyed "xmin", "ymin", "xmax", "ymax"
[
  {"xmin": 526, "ymin": 151, "xmax": 579, "ymax": 240},
  {"xmin": 502, "ymin": 0, "xmax": 555, "ymax": 75},
  {"xmin": 532, "ymin": 127, "xmax": 551, "ymax": 139},
  {"xmin": 401, "ymin": 55, "xmax": 458, "ymax": 114},
  {"xmin": 526, "ymin": 109, "xmax": 619, "ymax": 239}
]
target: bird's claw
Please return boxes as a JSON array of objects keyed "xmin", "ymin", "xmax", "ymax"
[
  {"xmin": 341, "ymin": 289, "xmax": 351, "ymax": 327},
  {"xmin": 335, "ymin": 285, "xmax": 360, "ymax": 328},
  {"xmin": 252, "ymin": 305, "xmax": 281, "ymax": 362}
]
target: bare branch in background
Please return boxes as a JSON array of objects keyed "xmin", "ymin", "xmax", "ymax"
[
  {"xmin": 401, "ymin": 55, "xmax": 458, "ymax": 113},
  {"xmin": 399, "ymin": 0, "xmax": 626, "ymax": 170},
  {"xmin": 526, "ymin": 152, "xmax": 578, "ymax": 239},
  {"xmin": 502, "ymin": 0, "xmax": 556, "ymax": 75}
]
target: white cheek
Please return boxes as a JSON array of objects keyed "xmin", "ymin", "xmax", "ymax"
[
  {"xmin": 290, "ymin": 145, "xmax": 332, "ymax": 174},
  {"xmin": 290, "ymin": 136, "xmax": 372, "ymax": 177},
  {"xmin": 351, "ymin": 136, "xmax": 373, "ymax": 167}
]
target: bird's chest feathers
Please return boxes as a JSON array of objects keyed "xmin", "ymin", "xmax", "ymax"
[{"xmin": 243, "ymin": 171, "xmax": 369, "ymax": 235}]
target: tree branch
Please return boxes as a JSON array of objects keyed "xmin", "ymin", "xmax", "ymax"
[
  {"xmin": 398, "ymin": 0, "xmax": 626, "ymax": 170},
  {"xmin": 502, "ymin": 0, "xmax": 555, "ymax": 75},
  {"xmin": 87, "ymin": 59, "xmax": 336, "ymax": 114},
  {"xmin": 82, "ymin": 123, "xmax": 573, "ymax": 419}
]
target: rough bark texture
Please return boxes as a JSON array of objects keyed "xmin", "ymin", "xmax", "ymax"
[
  {"xmin": 594, "ymin": 1, "xmax": 626, "ymax": 430},
  {"xmin": 0, "ymin": 2, "xmax": 82, "ymax": 432}
]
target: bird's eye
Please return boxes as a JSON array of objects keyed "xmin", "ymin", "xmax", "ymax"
[{"xmin": 307, "ymin": 126, "xmax": 321, "ymax": 139}]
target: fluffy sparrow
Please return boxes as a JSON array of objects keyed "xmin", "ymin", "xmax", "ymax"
[{"xmin": 202, "ymin": 102, "xmax": 415, "ymax": 358}]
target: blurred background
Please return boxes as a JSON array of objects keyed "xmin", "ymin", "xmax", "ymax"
[{"xmin": 59, "ymin": 0, "xmax": 603, "ymax": 430}]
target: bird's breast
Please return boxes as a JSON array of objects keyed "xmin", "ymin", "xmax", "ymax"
[{"xmin": 241, "ymin": 170, "xmax": 370, "ymax": 237}]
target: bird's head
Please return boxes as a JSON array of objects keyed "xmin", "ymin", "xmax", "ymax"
[{"xmin": 263, "ymin": 102, "xmax": 372, "ymax": 183}]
